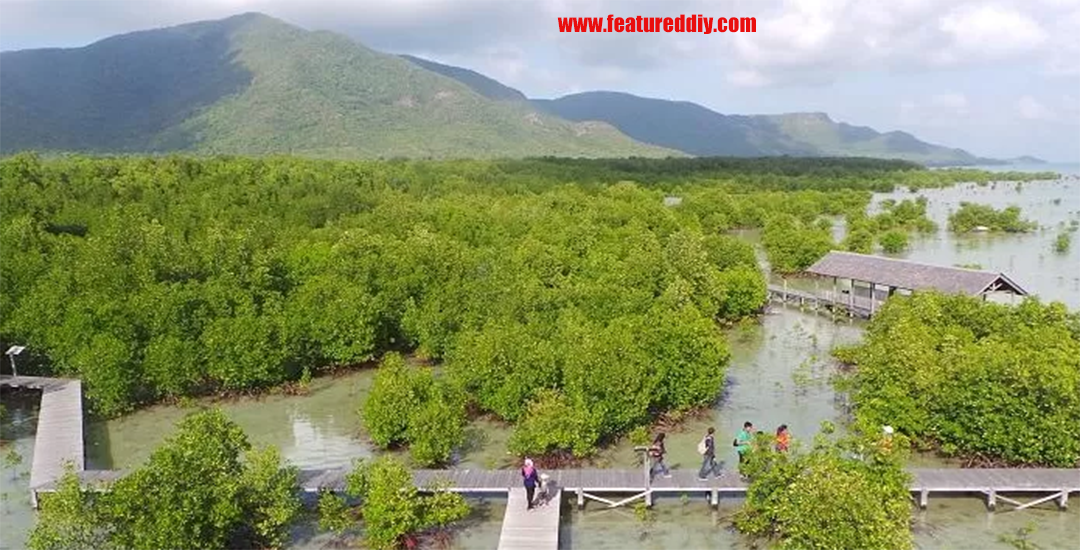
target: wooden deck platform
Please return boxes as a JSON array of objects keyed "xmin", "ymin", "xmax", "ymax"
[
  {"xmin": 498, "ymin": 487, "xmax": 561, "ymax": 550},
  {"xmin": 0, "ymin": 375, "xmax": 84, "ymax": 507}
]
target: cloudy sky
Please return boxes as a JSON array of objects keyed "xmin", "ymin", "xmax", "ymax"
[{"xmin": 2, "ymin": 0, "xmax": 1078, "ymax": 161}]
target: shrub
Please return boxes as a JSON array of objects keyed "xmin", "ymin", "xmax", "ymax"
[
  {"xmin": 361, "ymin": 352, "xmax": 466, "ymax": 466},
  {"xmin": 28, "ymin": 409, "xmax": 302, "ymax": 550},
  {"xmin": 317, "ymin": 456, "xmax": 469, "ymax": 550}
]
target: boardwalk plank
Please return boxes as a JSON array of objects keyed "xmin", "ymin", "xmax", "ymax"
[{"xmin": 498, "ymin": 488, "xmax": 560, "ymax": 550}]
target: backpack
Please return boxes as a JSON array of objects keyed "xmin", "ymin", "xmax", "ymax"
[{"xmin": 697, "ymin": 436, "xmax": 708, "ymax": 455}]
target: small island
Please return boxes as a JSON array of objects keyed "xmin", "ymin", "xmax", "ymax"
[{"xmin": 948, "ymin": 202, "xmax": 1038, "ymax": 233}]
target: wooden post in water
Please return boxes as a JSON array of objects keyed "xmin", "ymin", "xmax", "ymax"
[{"xmin": 848, "ymin": 279, "xmax": 855, "ymax": 319}]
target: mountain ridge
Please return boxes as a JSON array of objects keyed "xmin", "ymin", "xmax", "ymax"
[
  {"xmin": 0, "ymin": 12, "xmax": 1006, "ymax": 165},
  {"xmin": 402, "ymin": 55, "xmax": 1004, "ymax": 166}
]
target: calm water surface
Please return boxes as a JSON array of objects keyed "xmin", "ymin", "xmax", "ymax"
[{"xmin": 2, "ymin": 172, "xmax": 1078, "ymax": 549}]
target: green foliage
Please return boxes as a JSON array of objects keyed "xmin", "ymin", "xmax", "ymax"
[
  {"xmin": 762, "ymin": 214, "xmax": 834, "ymax": 273},
  {"xmin": 361, "ymin": 353, "xmax": 466, "ymax": 466},
  {"xmin": 842, "ymin": 196, "xmax": 934, "ymax": 256},
  {"xmin": 321, "ymin": 456, "xmax": 469, "ymax": 550},
  {"xmin": 1053, "ymin": 232, "xmax": 1071, "ymax": 253},
  {"xmin": 948, "ymin": 203, "xmax": 1038, "ymax": 233},
  {"xmin": 834, "ymin": 293, "xmax": 1080, "ymax": 466},
  {"xmin": 28, "ymin": 410, "xmax": 302, "ymax": 550},
  {"xmin": 239, "ymin": 446, "xmax": 304, "ymax": 549},
  {"xmin": 841, "ymin": 228, "xmax": 874, "ymax": 254},
  {"xmin": 734, "ymin": 426, "xmax": 914, "ymax": 550},
  {"xmin": 26, "ymin": 466, "xmax": 111, "ymax": 550},
  {"xmin": 878, "ymin": 230, "xmax": 909, "ymax": 254},
  {"xmin": 0, "ymin": 155, "xmax": 1026, "ymax": 450},
  {"xmin": 317, "ymin": 491, "xmax": 355, "ymax": 535},
  {"xmin": 999, "ymin": 522, "xmax": 1043, "ymax": 550},
  {"xmin": 872, "ymin": 197, "xmax": 937, "ymax": 233},
  {"xmin": 508, "ymin": 389, "xmax": 601, "ymax": 457}
]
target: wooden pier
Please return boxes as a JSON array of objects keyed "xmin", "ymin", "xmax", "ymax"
[{"xmin": 0, "ymin": 375, "xmax": 84, "ymax": 508}]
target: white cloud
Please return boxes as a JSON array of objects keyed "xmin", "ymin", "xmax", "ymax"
[
  {"xmin": 727, "ymin": 69, "xmax": 771, "ymax": 87},
  {"xmin": 932, "ymin": 93, "xmax": 969, "ymax": 113},
  {"xmin": 898, "ymin": 93, "xmax": 972, "ymax": 127},
  {"xmin": 1017, "ymin": 96, "xmax": 1054, "ymax": 120},
  {"xmin": 936, "ymin": 4, "xmax": 1046, "ymax": 62},
  {"xmin": 719, "ymin": 0, "xmax": 1071, "ymax": 86}
]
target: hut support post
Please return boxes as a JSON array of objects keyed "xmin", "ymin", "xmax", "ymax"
[{"xmin": 870, "ymin": 282, "xmax": 876, "ymax": 315}]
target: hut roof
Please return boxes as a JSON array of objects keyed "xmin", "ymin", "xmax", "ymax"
[{"xmin": 805, "ymin": 251, "xmax": 1027, "ymax": 296}]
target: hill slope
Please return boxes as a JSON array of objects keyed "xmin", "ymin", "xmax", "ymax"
[
  {"xmin": 532, "ymin": 92, "xmax": 814, "ymax": 157},
  {"xmin": 400, "ymin": 54, "xmax": 526, "ymax": 101},
  {"xmin": 763, "ymin": 112, "xmax": 993, "ymax": 165},
  {"xmin": 394, "ymin": 56, "xmax": 999, "ymax": 166},
  {"xmin": 0, "ymin": 14, "xmax": 676, "ymax": 159}
]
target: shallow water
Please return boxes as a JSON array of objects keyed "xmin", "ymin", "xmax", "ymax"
[
  {"xmin": 3, "ymin": 174, "xmax": 1079, "ymax": 549},
  {"xmin": 0, "ymin": 392, "xmax": 38, "ymax": 550},
  {"xmin": 871, "ymin": 177, "xmax": 1080, "ymax": 309}
]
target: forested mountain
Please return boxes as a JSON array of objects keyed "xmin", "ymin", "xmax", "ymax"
[
  {"xmin": 396, "ymin": 56, "xmax": 1001, "ymax": 166},
  {"xmin": 0, "ymin": 13, "xmax": 675, "ymax": 158}
]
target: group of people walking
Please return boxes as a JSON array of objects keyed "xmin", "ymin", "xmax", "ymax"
[
  {"xmin": 517, "ymin": 422, "xmax": 793, "ymax": 510},
  {"xmin": 648, "ymin": 421, "xmax": 792, "ymax": 481}
]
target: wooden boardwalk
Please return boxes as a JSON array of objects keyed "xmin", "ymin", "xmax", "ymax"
[
  {"xmin": 498, "ymin": 487, "xmax": 561, "ymax": 550},
  {"xmin": 57, "ymin": 466, "xmax": 1078, "ymax": 511},
  {"xmin": 767, "ymin": 284, "xmax": 880, "ymax": 319},
  {"xmin": 9, "ymin": 374, "xmax": 1078, "ymax": 517},
  {"xmin": 0, "ymin": 375, "xmax": 84, "ymax": 507}
]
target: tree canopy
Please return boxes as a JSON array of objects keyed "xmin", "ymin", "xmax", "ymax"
[
  {"xmin": 735, "ymin": 423, "xmax": 914, "ymax": 550},
  {"xmin": 28, "ymin": 409, "xmax": 302, "ymax": 550},
  {"xmin": 834, "ymin": 292, "xmax": 1080, "ymax": 467}
]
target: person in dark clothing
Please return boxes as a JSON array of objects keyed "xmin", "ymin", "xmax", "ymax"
[
  {"xmin": 649, "ymin": 433, "xmax": 672, "ymax": 479},
  {"xmin": 522, "ymin": 458, "xmax": 540, "ymax": 510},
  {"xmin": 698, "ymin": 427, "xmax": 719, "ymax": 480}
]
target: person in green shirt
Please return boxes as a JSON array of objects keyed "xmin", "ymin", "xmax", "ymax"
[{"xmin": 734, "ymin": 421, "xmax": 754, "ymax": 466}]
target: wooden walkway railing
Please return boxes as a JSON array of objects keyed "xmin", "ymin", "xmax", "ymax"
[
  {"xmin": 56, "ymin": 466, "xmax": 1079, "ymax": 513},
  {"xmin": 767, "ymin": 284, "xmax": 881, "ymax": 319}
]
